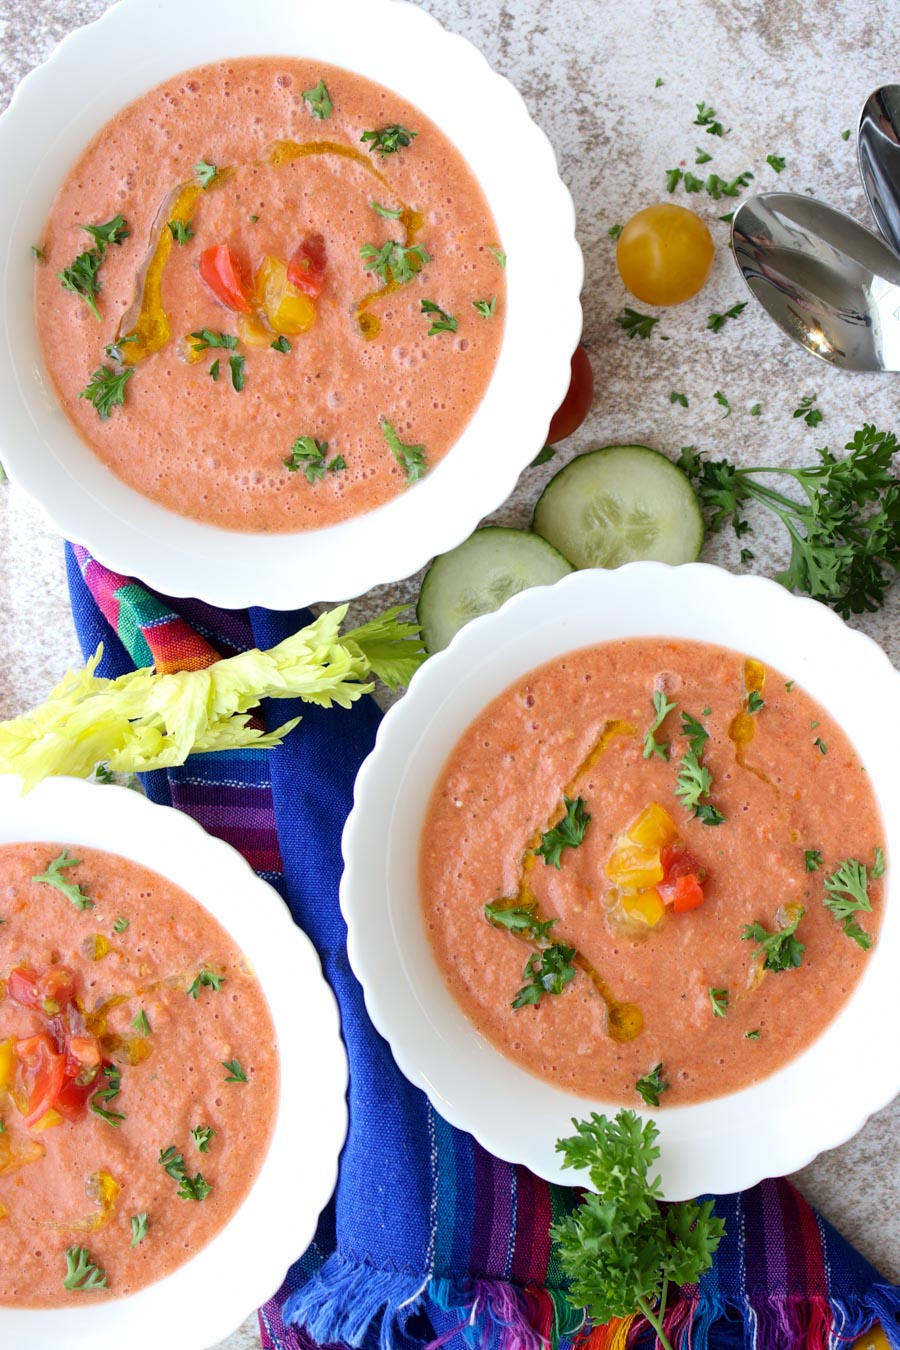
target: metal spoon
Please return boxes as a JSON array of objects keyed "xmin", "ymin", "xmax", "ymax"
[
  {"xmin": 858, "ymin": 84, "xmax": 900, "ymax": 256},
  {"xmin": 730, "ymin": 192, "xmax": 900, "ymax": 371}
]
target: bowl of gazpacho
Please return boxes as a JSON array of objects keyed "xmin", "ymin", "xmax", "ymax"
[
  {"xmin": 340, "ymin": 563, "xmax": 900, "ymax": 1199},
  {"xmin": 0, "ymin": 0, "xmax": 581, "ymax": 609},
  {"xmin": 0, "ymin": 775, "xmax": 347, "ymax": 1349}
]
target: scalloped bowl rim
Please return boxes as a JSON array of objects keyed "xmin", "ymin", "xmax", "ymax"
[
  {"xmin": 0, "ymin": 776, "xmax": 347, "ymax": 1349},
  {"xmin": 341, "ymin": 563, "xmax": 900, "ymax": 1200},
  {"xmin": 0, "ymin": 0, "xmax": 582, "ymax": 610}
]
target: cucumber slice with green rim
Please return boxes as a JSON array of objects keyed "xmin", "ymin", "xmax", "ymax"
[
  {"xmin": 532, "ymin": 444, "xmax": 704, "ymax": 570},
  {"xmin": 417, "ymin": 527, "xmax": 574, "ymax": 653}
]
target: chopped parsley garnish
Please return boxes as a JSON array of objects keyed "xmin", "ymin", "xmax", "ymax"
[
  {"xmin": 421, "ymin": 299, "xmax": 458, "ymax": 335},
  {"xmin": 512, "ymin": 944, "xmax": 576, "ymax": 1008},
  {"xmin": 813, "ymin": 737, "xmax": 827, "ymax": 754},
  {"xmin": 708, "ymin": 987, "xmax": 729, "ymax": 1018},
  {"xmin": 616, "ymin": 307, "xmax": 659, "ymax": 339},
  {"xmin": 747, "ymin": 689, "xmax": 764, "ymax": 714},
  {"xmin": 360, "ymin": 240, "xmax": 431, "ymax": 284},
  {"xmin": 186, "ymin": 967, "xmax": 225, "ymax": 999},
  {"xmin": 766, "ymin": 153, "xmax": 786, "ymax": 173},
  {"xmin": 705, "ymin": 170, "xmax": 754, "ymax": 199},
  {"xmin": 103, "ymin": 334, "xmax": 138, "ymax": 364},
  {"xmin": 670, "ymin": 391, "xmax": 688, "ymax": 407},
  {"xmin": 167, "ymin": 219, "xmax": 194, "ymax": 245},
  {"xmin": 381, "ymin": 419, "xmax": 427, "ymax": 482},
  {"xmin": 683, "ymin": 172, "xmax": 704, "ymax": 193},
  {"xmin": 191, "ymin": 1125, "xmax": 216, "ymax": 1153},
  {"xmin": 32, "ymin": 244, "xmax": 44, "ymax": 260},
  {"xmin": 841, "ymin": 128, "xmax": 851, "ymax": 141},
  {"xmin": 793, "ymin": 393, "xmax": 823, "ymax": 427},
  {"xmin": 79, "ymin": 365, "xmax": 134, "ymax": 419},
  {"xmin": 63, "ymin": 1246, "xmax": 107, "ymax": 1292},
  {"xmin": 131, "ymin": 1008, "xmax": 150, "ymax": 1037},
  {"xmin": 635, "ymin": 1063, "xmax": 669, "ymax": 1107},
  {"xmin": 665, "ymin": 167, "xmax": 683, "ymax": 193},
  {"xmin": 488, "ymin": 244, "xmax": 507, "ymax": 266},
  {"xmin": 360, "ymin": 124, "xmax": 418, "ymax": 157},
  {"xmin": 249, "ymin": 214, "xmax": 259, "ymax": 223},
  {"xmin": 228, "ymin": 353, "xmax": 245, "ymax": 392},
  {"xmin": 82, "ymin": 215, "xmax": 129, "ymax": 249},
  {"xmin": 823, "ymin": 857, "xmax": 877, "ymax": 949},
  {"xmin": 283, "ymin": 436, "xmax": 344, "ymax": 482},
  {"xmin": 534, "ymin": 795, "xmax": 591, "ymax": 868},
  {"xmin": 113, "ymin": 916, "xmax": 129, "ymax": 933},
  {"xmin": 91, "ymin": 1066, "xmax": 125, "ymax": 1128},
  {"xmin": 713, "ymin": 390, "xmax": 731, "ymax": 417},
  {"xmin": 530, "ymin": 446, "xmax": 556, "ymax": 468},
  {"xmin": 472, "ymin": 296, "xmax": 496, "ymax": 318},
  {"xmin": 159, "ymin": 1146, "xmax": 211, "ymax": 1200},
  {"xmin": 130, "ymin": 1213, "xmax": 148, "ymax": 1247},
  {"xmin": 804, "ymin": 849, "xmax": 822, "ymax": 872},
  {"xmin": 680, "ymin": 712, "xmax": 709, "ymax": 757},
  {"xmin": 694, "ymin": 101, "xmax": 724, "ymax": 136},
  {"xmin": 608, "ymin": 223, "xmax": 623, "ymax": 240},
  {"xmin": 159, "ymin": 1145, "xmax": 187, "ymax": 1179},
  {"xmin": 194, "ymin": 159, "xmax": 218, "ymax": 189},
  {"xmin": 0, "ymin": 1120, "xmax": 5, "ymax": 1132},
  {"xmin": 643, "ymin": 689, "xmax": 676, "ymax": 761},
  {"xmin": 302, "ymin": 79, "xmax": 332, "ymax": 119},
  {"xmin": 695, "ymin": 145, "xmax": 713, "ymax": 164},
  {"xmin": 741, "ymin": 907, "xmax": 805, "ymax": 971},
  {"xmin": 785, "ymin": 680, "xmax": 795, "ymax": 691},
  {"xmin": 58, "ymin": 248, "xmax": 104, "ymax": 321},
  {"xmin": 719, "ymin": 210, "xmax": 736, "ymax": 224},
  {"xmin": 271, "ymin": 335, "xmax": 291, "ymax": 353},
  {"xmin": 655, "ymin": 76, "xmax": 664, "ymax": 87},
  {"xmin": 32, "ymin": 849, "xmax": 92, "ymax": 910},
  {"xmin": 209, "ymin": 359, "xmax": 220, "ymax": 381},
  {"xmin": 872, "ymin": 846, "xmax": 886, "ymax": 879},
  {"xmin": 745, "ymin": 1029, "xmax": 761, "ymax": 1041},
  {"xmin": 675, "ymin": 713, "xmax": 724, "ymax": 826},
  {"xmin": 749, "ymin": 403, "xmax": 761, "ymax": 416},
  {"xmin": 484, "ymin": 902, "xmax": 558, "ymax": 942},
  {"xmin": 707, "ymin": 302, "xmax": 747, "ymax": 332},
  {"xmin": 370, "ymin": 200, "xmax": 403, "ymax": 220},
  {"xmin": 222, "ymin": 1058, "xmax": 247, "ymax": 1083}
]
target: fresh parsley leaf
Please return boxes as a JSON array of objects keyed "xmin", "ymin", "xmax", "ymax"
[
  {"xmin": 719, "ymin": 211, "xmax": 735, "ymax": 224},
  {"xmin": 534, "ymin": 795, "xmax": 591, "ymax": 868},
  {"xmin": 82, "ymin": 215, "xmax": 129, "ymax": 250},
  {"xmin": 209, "ymin": 359, "xmax": 220, "ymax": 381},
  {"xmin": 804, "ymin": 849, "xmax": 822, "ymax": 872},
  {"xmin": 708, "ymin": 987, "xmax": 729, "ymax": 1017},
  {"xmin": 793, "ymin": 393, "xmax": 823, "ymax": 427},
  {"xmin": 747, "ymin": 689, "xmax": 764, "ymax": 714},
  {"xmin": 814, "ymin": 737, "xmax": 827, "ymax": 754},
  {"xmin": 680, "ymin": 711, "xmax": 709, "ymax": 757},
  {"xmin": 58, "ymin": 248, "xmax": 104, "ymax": 321},
  {"xmin": 675, "ymin": 713, "xmax": 724, "ymax": 825},
  {"xmin": 329, "ymin": 455, "xmax": 346, "ymax": 473},
  {"xmin": 302, "ymin": 78, "xmax": 332, "ymax": 119},
  {"xmin": 740, "ymin": 547, "xmax": 755, "ymax": 563},
  {"xmin": 707, "ymin": 303, "xmax": 746, "ymax": 333},
  {"xmin": 249, "ymin": 213, "xmax": 260, "ymax": 223},
  {"xmin": 745, "ymin": 1029, "xmax": 761, "ymax": 1040},
  {"xmin": 713, "ymin": 390, "xmax": 731, "ymax": 416},
  {"xmin": 484, "ymin": 902, "xmax": 557, "ymax": 942},
  {"xmin": 421, "ymin": 299, "xmax": 457, "ymax": 335},
  {"xmin": 694, "ymin": 803, "xmax": 725, "ymax": 826},
  {"xmin": 655, "ymin": 76, "xmax": 664, "ymax": 87},
  {"xmin": 32, "ymin": 849, "xmax": 92, "ymax": 909},
  {"xmin": 512, "ymin": 943, "xmax": 576, "ymax": 1008},
  {"xmin": 178, "ymin": 1172, "xmax": 212, "ymax": 1201},
  {"xmin": 360, "ymin": 124, "xmax": 418, "ymax": 157},
  {"xmin": 841, "ymin": 128, "xmax": 851, "ymax": 140},
  {"xmin": 191, "ymin": 1125, "xmax": 216, "ymax": 1153},
  {"xmin": 222, "ymin": 1058, "xmax": 247, "ymax": 1083},
  {"xmin": 695, "ymin": 146, "xmax": 713, "ymax": 164},
  {"xmin": 228, "ymin": 353, "xmax": 245, "ymax": 392},
  {"xmin": 159, "ymin": 1146, "xmax": 211, "ymax": 1199},
  {"xmin": 63, "ymin": 1246, "xmax": 107, "ymax": 1293},
  {"xmin": 167, "ymin": 219, "xmax": 194, "ymax": 245},
  {"xmin": 79, "ymin": 365, "xmax": 134, "ymax": 420},
  {"xmin": 271, "ymin": 335, "xmax": 291, "ymax": 353},
  {"xmin": 284, "ymin": 435, "xmax": 334, "ymax": 481},
  {"xmin": 665, "ymin": 167, "xmax": 683, "ymax": 193},
  {"xmin": 616, "ymin": 307, "xmax": 659, "ymax": 339},
  {"xmin": 608, "ymin": 224, "xmax": 623, "ymax": 241},
  {"xmin": 130, "ymin": 1213, "xmax": 148, "ymax": 1247},
  {"xmin": 370, "ymin": 200, "xmax": 403, "ymax": 220},
  {"xmin": 749, "ymin": 402, "xmax": 761, "ymax": 416},
  {"xmin": 113, "ymin": 916, "xmax": 129, "ymax": 933},
  {"xmin": 186, "ymin": 967, "xmax": 225, "ymax": 999},
  {"xmin": 381, "ymin": 419, "xmax": 427, "ymax": 482},
  {"xmin": 32, "ymin": 244, "xmax": 44, "ymax": 260},
  {"xmin": 872, "ymin": 846, "xmax": 886, "ymax": 879},
  {"xmin": 741, "ymin": 907, "xmax": 805, "ymax": 971},
  {"xmin": 635, "ymin": 1063, "xmax": 669, "ymax": 1107},
  {"xmin": 766, "ymin": 153, "xmax": 786, "ymax": 173},
  {"xmin": 131, "ymin": 1008, "xmax": 150, "ymax": 1037},
  {"xmin": 823, "ymin": 858, "xmax": 875, "ymax": 949},
  {"xmin": 488, "ymin": 244, "xmax": 507, "ymax": 266},
  {"xmin": 159, "ymin": 1145, "xmax": 186, "ymax": 1180},
  {"xmin": 194, "ymin": 159, "xmax": 218, "ymax": 189},
  {"xmin": 360, "ymin": 240, "xmax": 431, "ymax": 284},
  {"xmin": 670, "ymin": 391, "xmax": 688, "ymax": 407},
  {"xmin": 189, "ymin": 329, "xmax": 238, "ymax": 352},
  {"xmin": 473, "ymin": 296, "xmax": 497, "ymax": 318},
  {"xmin": 530, "ymin": 445, "xmax": 556, "ymax": 467},
  {"xmin": 683, "ymin": 172, "xmax": 704, "ymax": 193},
  {"xmin": 643, "ymin": 689, "xmax": 676, "ymax": 761},
  {"xmin": 694, "ymin": 101, "xmax": 725, "ymax": 136},
  {"xmin": 705, "ymin": 170, "xmax": 754, "ymax": 199},
  {"xmin": 0, "ymin": 1119, "xmax": 5, "ymax": 1132}
]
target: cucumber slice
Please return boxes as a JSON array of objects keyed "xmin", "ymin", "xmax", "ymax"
[
  {"xmin": 532, "ymin": 444, "xmax": 704, "ymax": 570},
  {"xmin": 417, "ymin": 527, "xmax": 574, "ymax": 653}
]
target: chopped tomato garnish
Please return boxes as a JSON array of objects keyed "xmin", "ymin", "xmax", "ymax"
[
  {"xmin": 16, "ymin": 1034, "xmax": 67, "ymax": 1128},
  {"xmin": 287, "ymin": 233, "xmax": 327, "ymax": 297},
  {"xmin": 658, "ymin": 872, "xmax": 705, "ymax": 913},
  {"xmin": 660, "ymin": 844, "xmax": 705, "ymax": 882},
  {"xmin": 199, "ymin": 244, "xmax": 252, "ymax": 312},
  {"xmin": 7, "ymin": 967, "xmax": 41, "ymax": 1010},
  {"xmin": 8, "ymin": 964, "xmax": 76, "ymax": 1015},
  {"xmin": 53, "ymin": 1075, "xmax": 95, "ymax": 1123}
]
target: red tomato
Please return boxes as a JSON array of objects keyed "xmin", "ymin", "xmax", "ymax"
[
  {"xmin": 8, "ymin": 964, "xmax": 76, "ymax": 1014},
  {"xmin": 660, "ymin": 844, "xmax": 704, "ymax": 882},
  {"xmin": 199, "ymin": 244, "xmax": 252, "ymax": 312},
  {"xmin": 546, "ymin": 345, "xmax": 594, "ymax": 443},
  {"xmin": 16, "ymin": 1034, "xmax": 67, "ymax": 1128},
  {"xmin": 53, "ymin": 1076, "xmax": 95, "ymax": 1123},
  {"xmin": 670, "ymin": 874, "xmax": 705, "ymax": 913},
  {"xmin": 7, "ymin": 966, "xmax": 41, "ymax": 1010},
  {"xmin": 658, "ymin": 845, "xmax": 706, "ymax": 912},
  {"xmin": 287, "ymin": 233, "xmax": 328, "ymax": 297}
]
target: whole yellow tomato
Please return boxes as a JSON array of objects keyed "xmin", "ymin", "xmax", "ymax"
[{"xmin": 616, "ymin": 203, "xmax": 714, "ymax": 305}]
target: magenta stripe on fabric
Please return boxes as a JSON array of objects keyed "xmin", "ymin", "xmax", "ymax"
[{"xmin": 468, "ymin": 1144, "xmax": 497, "ymax": 1277}]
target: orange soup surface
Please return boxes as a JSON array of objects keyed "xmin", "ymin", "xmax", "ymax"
[
  {"xmin": 420, "ymin": 640, "xmax": 885, "ymax": 1106},
  {"xmin": 0, "ymin": 843, "xmax": 278, "ymax": 1306},
  {"xmin": 34, "ymin": 58, "xmax": 505, "ymax": 531}
]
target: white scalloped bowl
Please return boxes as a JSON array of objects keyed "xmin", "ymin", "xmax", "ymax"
[
  {"xmin": 341, "ymin": 563, "xmax": 900, "ymax": 1200},
  {"xmin": 0, "ymin": 776, "xmax": 347, "ymax": 1350},
  {"xmin": 0, "ymin": 0, "xmax": 581, "ymax": 610}
]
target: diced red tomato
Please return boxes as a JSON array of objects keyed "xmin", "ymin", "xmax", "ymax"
[
  {"xmin": 7, "ymin": 967, "xmax": 41, "ymax": 1010},
  {"xmin": 15, "ymin": 1034, "xmax": 67, "ymax": 1128},
  {"xmin": 287, "ymin": 233, "xmax": 327, "ymax": 297},
  {"xmin": 660, "ymin": 844, "xmax": 704, "ymax": 883},
  {"xmin": 8, "ymin": 964, "xmax": 76, "ymax": 1015},
  {"xmin": 658, "ymin": 844, "xmax": 706, "ymax": 912},
  {"xmin": 199, "ymin": 244, "xmax": 252, "ymax": 312},
  {"xmin": 53, "ymin": 1075, "xmax": 95, "ymax": 1123},
  {"xmin": 547, "ymin": 344, "xmax": 594, "ymax": 443}
]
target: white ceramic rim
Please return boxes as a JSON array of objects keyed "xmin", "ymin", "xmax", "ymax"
[
  {"xmin": 0, "ymin": 0, "xmax": 582, "ymax": 610},
  {"xmin": 341, "ymin": 563, "xmax": 900, "ymax": 1200},
  {"xmin": 0, "ymin": 776, "xmax": 347, "ymax": 1350}
]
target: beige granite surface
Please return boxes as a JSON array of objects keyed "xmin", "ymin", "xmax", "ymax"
[{"xmin": 1, "ymin": 1, "xmax": 898, "ymax": 1345}]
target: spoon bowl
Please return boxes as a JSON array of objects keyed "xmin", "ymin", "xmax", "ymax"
[
  {"xmin": 859, "ymin": 84, "xmax": 900, "ymax": 256},
  {"xmin": 730, "ymin": 191, "xmax": 900, "ymax": 371}
]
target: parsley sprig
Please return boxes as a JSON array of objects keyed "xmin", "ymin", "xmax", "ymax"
[
  {"xmin": 58, "ymin": 216, "xmax": 129, "ymax": 321},
  {"xmin": 534, "ymin": 795, "xmax": 591, "ymax": 868},
  {"xmin": 159, "ymin": 1145, "xmax": 211, "ymax": 1200},
  {"xmin": 674, "ymin": 713, "xmax": 724, "ymax": 826},
  {"xmin": 483, "ymin": 902, "xmax": 557, "ymax": 943},
  {"xmin": 381, "ymin": 420, "xmax": 426, "ymax": 482},
  {"xmin": 822, "ymin": 855, "xmax": 880, "ymax": 949},
  {"xmin": 694, "ymin": 101, "xmax": 725, "ymax": 136},
  {"xmin": 793, "ymin": 393, "xmax": 823, "ymax": 428},
  {"xmin": 302, "ymin": 79, "xmax": 332, "ymax": 119},
  {"xmin": 130, "ymin": 1212, "xmax": 148, "ymax": 1247},
  {"xmin": 677, "ymin": 426, "xmax": 900, "ymax": 616},
  {"xmin": 551, "ymin": 1111, "xmax": 724, "ymax": 1350},
  {"xmin": 167, "ymin": 219, "xmax": 194, "ymax": 245},
  {"xmin": 82, "ymin": 215, "xmax": 129, "ymax": 250},
  {"xmin": 90, "ymin": 1062, "xmax": 125, "ymax": 1127},
  {"xmin": 63, "ymin": 1245, "xmax": 107, "ymax": 1292},
  {"xmin": 32, "ymin": 849, "xmax": 92, "ymax": 909},
  {"xmin": 222, "ymin": 1058, "xmax": 247, "ymax": 1083},
  {"xmin": 283, "ymin": 436, "xmax": 345, "ymax": 482},
  {"xmin": 741, "ymin": 906, "xmax": 805, "ymax": 971},
  {"xmin": 360, "ymin": 124, "xmax": 417, "ymax": 157},
  {"xmin": 635, "ymin": 1063, "xmax": 669, "ymax": 1107},
  {"xmin": 186, "ymin": 967, "xmax": 225, "ymax": 999},
  {"xmin": 361, "ymin": 240, "xmax": 431, "ymax": 284},
  {"xmin": 616, "ymin": 307, "xmax": 659, "ymax": 339},
  {"xmin": 643, "ymin": 690, "xmax": 676, "ymax": 761},
  {"xmin": 421, "ymin": 299, "xmax": 457, "ymax": 335},
  {"xmin": 512, "ymin": 943, "xmax": 576, "ymax": 1008},
  {"xmin": 79, "ymin": 365, "xmax": 134, "ymax": 419},
  {"xmin": 707, "ymin": 302, "xmax": 746, "ymax": 333}
]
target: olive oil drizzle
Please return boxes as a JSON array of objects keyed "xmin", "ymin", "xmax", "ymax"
[
  {"xmin": 728, "ymin": 658, "xmax": 773, "ymax": 784},
  {"xmin": 116, "ymin": 140, "xmax": 422, "ymax": 358},
  {"xmin": 488, "ymin": 719, "xmax": 645, "ymax": 1043}
]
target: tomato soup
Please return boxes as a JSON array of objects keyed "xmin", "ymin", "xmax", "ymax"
[
  {"xmin": 0, "ymin": 843, "xmax": 278, "ymax": 1306},
  {"xmin": 34, "ymin": 58, "xmax": 505, "ymax": 531},
  {"xmin": 419, "ymin": 640, "xmax": 884, "ymax": 1106}
]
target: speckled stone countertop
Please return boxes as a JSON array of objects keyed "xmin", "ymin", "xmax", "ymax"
[{"xmin": 1, "ymin": 1, "xmax": 898, "ymax": 1345}]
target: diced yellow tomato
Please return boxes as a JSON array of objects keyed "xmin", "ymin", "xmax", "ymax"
[
  {"xmin": 255, "ymin": 255, "xmax": 316, "ymax": 335},
  {"xmin": 0, "ymin": 1038, "xmax": 14, "ymax": 1094},
  {"xmin": 32, "ymin": 1108, "xmax": 63, "ymax": 1132},
  {"xmin": 622, "ymin": 887, "xmax": 666, "ymax": 927},
  {"xmin": 626, "ymin": 802, "xmax": 679, "ymax": 851},
  {"xmin": 604, "ymin": 841, "xmax": 664, "ymax": 890},
  {"xmin": 237, "ymin": 313, "xmax": 274, "ymax": 348}
]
